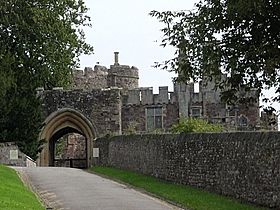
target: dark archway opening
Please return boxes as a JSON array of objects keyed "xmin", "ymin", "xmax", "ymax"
[
  {"xmin": 39, "ymin": 108, "xmax": 97, "ymax": 167},
  {"xmin": 49, "ymin": 127, "xmax": 87, "ymax": 168}
]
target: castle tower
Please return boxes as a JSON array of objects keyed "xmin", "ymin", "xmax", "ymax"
[{"xmin": 107, "ymin": 52, "xmax": 139, "ymax": 89}]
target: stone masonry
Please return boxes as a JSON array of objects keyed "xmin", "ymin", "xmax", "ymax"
[
  {"xmin": 72, "ymin": 52, "xmax": 139, "ymax": 90},
  {"xmin": 67, "ymin": 52, "xmax": 277, "ymax": 132},
  {"xmin": 54, "ymin": 133, "xmax": 87, "ymax": 168},
  {"xmin": 40, "ymin": 88, "xmax": 122, "ymax": 137},
  {"xmin": 39, "ymin": 52, "xmax": 277, "ymax": 166},
  {"xmin": 0, "ymin": 142, "xmax": 36, "ymax": 167},
  {"xmin": 93, "ymin": 132, "xmax": 280, "ymax": 208}
]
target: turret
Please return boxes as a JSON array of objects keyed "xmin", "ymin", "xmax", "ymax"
[{"xmin": 107, "ymin": 52, "xmax": 139, "ymax": 89}]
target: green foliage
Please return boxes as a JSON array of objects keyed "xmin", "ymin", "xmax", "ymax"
[
  {"xmin": 55, "ymin": 136, "xmax": 68, "ymax": 159},
  {"xmin": 0, "ymin": 165, "xmax": 44, "ymax": 209},
  {"xmin": 91, "ymin": 166, "xmax": 267, "ymax": 210},
  {"xmin": 171, "ymin": 118, "xmax": 223, "ymax": 133},
  {"xmin": 150, "ymin": 1, "xmax": 280, "ymax": 103},
  {"xmin": 0, "ymin": 0, "xmax": 93, "ymax": 159},
  {"xmin": 0, "ymin": 0, "xmax": 93, "ymax": 89},
  {"xmin": 0, "ymin": 88, "xmax": 44, "ymax": 159}
]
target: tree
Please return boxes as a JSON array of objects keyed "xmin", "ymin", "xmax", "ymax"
[
  {"xmin": 150, "ymin": 0, "xmax": 280, "ymax": 104},
  {"xmin": 171, "ymin": 118, "xmax": 223, "ymax": 134},
  {"xmin": 0, "ymin": 0, "xmax": 93, "ymax": 159}
]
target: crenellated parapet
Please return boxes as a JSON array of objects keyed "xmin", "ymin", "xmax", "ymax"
[
  {"xmin": 72, "ymin": 52, "xmax": 139, "ymax": 90},
  {"xmin": 107, "ymin": 52, "xmax": 139, "ymax": 89},
  {"xmin": 72, "ymin": 66, "xmax": 108, "ymax": 90},
  {"xmin": 107, "ymin": 64, "xmax": 139, "ymax": 89},
  {"xmin": 123, "ymin": 86, "xmax": 175, "ymax": 106}
]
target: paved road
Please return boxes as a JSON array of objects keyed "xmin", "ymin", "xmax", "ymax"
[{"xmin": 14, "ymin": 167, "xmax": 181, "ymax": 210}]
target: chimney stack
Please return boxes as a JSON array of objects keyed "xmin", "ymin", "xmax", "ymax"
[{"xmin": 114, "ymin": 52, "xmax": 119, "ymax": 65}]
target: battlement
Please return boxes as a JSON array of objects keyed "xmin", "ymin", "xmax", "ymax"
[
  {"xmin": 73, "ymin": 65, "xmax": 108, "ymax": 78},
  {"xmin": 72, "ymin": 66, "xmax": 108, "ymax": 90},
  {"xmin": 72, "ymin": 52, "xmax": 139, "ymax": 90},
  {"xmin": 109, "ymin": 64, "xmax": 139, "ymax": 79},
  {"xmin": 124, "ymin": 86, "xmax": 176, "ymax": 105}
]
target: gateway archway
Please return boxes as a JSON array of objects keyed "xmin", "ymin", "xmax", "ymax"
[{"xmin": 38, "ymin": 108, "xmax": 97, "ymax": 168}]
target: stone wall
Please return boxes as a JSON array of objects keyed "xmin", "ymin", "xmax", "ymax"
[
  {"xmin": 121, "ymin": 86, "xmax": 179, "ymax": 133},
  {"xmin": 0, "ymin": 142, "xmax": 36, "ymax": 167},
  {"xmin": 71, "ymin": 53, "xmax": 139, "ymax": 91},
  {"xmin": 121, "ymin": 103, "xmax": 179, "ymax": 133},
  {"xmin": 62, "ymin": 134, "xmax": 86, "ymax": 159},
  {"xmin": 54, "ymin": 133, "xmax": 87, "ymax": 168},
  {"xmin": 41, "ymin": 88, "xmax": 122, "ymax": 137},
  {"xmin": 72, "ymin": 66, "xmax": 108, "ymax": 90},
  {"xmin": 66, "ymin": 52, "xmax": 275, "ymax": 132},
  {"xmin": 108, "ymin": 64, "xmax": 139, "ymax": 89},
  {"xmin": 93, "ymin": 132, "xmax": 280, "ymax": 208},
  {"xmin": 123, "ymin": 86, "xmax": 174, "ymax": 106},
  {"xmin": 176, "ymin": 81, "xmax": 262, "ymax": 130}
]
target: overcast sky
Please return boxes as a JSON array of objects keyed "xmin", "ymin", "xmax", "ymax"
[
  {"xmin": 80, "ymin": 0, "xmax": 198, "ymax": 92},
  {"xmin": 79, "ymin": 0, "xmax": 279, "ymax": 114}
]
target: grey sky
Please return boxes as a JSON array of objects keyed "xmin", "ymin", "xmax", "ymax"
[
  {"xmin": 79, "ymin": 0, "xmax": 279, "ymax": 114},
  {"xmin": 80, "ymin": 0, "xmax": 198, "ymax": 92}
]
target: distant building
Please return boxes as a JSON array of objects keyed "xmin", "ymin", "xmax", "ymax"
[
  {"xmin": 39, "ymin": 52, "xmax": 277, "ymax": 167},
  {"xmin": 71, "ymin": 52, "xmax": 277, "ymax": 132}
]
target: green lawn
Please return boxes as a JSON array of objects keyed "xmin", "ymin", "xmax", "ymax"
[
  {"xmin": 0, "ymin": 164, "xmax": 44, "ymax": 210},
  {"xmin": 90, "ymin": 166, "xmax": 268, "ymax": 210}
]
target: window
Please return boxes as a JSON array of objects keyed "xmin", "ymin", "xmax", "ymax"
[
  {"xmin": 239, "ymin": 115, "xmax": 248, "ymax": 127},
  {"xmin": 191, "ymin": 107, "xmax": 202, "ymax": 118},
  {"xmin": 146, "ymin": 107, "xmax": 163, "ymax": 131}
]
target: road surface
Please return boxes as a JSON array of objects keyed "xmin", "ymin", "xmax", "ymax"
[{"xmin": 14, "ymin": 167, "xmax": 181, "ymax": 210}]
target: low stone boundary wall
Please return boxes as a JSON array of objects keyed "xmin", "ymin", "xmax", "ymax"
[
  {"xmin": 25, "ymin": 155, "xmax": 37, "ymax": 167},
  {"xmin": 0, "ymin": 142, "xmax": 36, "ymax": 167},
  {"xmin": 93, "ymin": 132, "xmax": 280, "ymax": 208}
]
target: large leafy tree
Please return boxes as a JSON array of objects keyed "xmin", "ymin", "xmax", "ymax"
[
  {"xmin": 150, "ymin": 0, "xmax": 280, "ymax": 104},
  {"xmin": 0, "ymin": 0, "xmax": 93, "ymax": 159}
]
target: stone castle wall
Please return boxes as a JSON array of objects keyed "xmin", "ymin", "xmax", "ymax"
[
  {"xmin": 67, "ymin": 51, "xmax": 271, "ymax": 132},
  {"xmin": 107, "ymin": 65, "xmax": 139, "ymax": 89},
  {"xmin": 72, "ymin": 66, "xmax": 108, "ymax": 90},
  {"xmin": 0, "ymin": 142, "xmax": 36, "ymax": 167},
  {"xmin": 93, "ymin": 132, "xmax": 280, "ymax": 208},
  {"xmin": 71, "ymin": 52, "xmax": 139, "ymax": 90},
  {"xmin": 121, "ymin": 86, "xmax": 179, "ymax": 133},
  {"xmin": 54, "ymin": 133, "xmax": 87, "ymax": 168},
  {"xmin": 121, "ymin": 103, "xmax": 179, "ymax": 133},
  {"xmin": 40, "ymin": 88, "xmax": 122, "ymax": 137},
  {"xmin": 175, "ymin": 81, "xmax": 262, "ymax": 130}
]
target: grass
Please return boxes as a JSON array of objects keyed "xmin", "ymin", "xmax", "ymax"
[
  {"xmin": 90, "ymin": 166, "xmax": 268, "ymax": 210},
  {"xmin": 0, "ymin": 164, "xmax": 44, "ymax": 210}
]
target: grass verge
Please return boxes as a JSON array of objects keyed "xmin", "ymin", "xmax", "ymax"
[
  {"xmin": 0, "ymin": 164, "xmax": 44, "ymax": 210},
  {"xmin": 90, "ymin": 166, "xmax": 268, "ymax": 210}
]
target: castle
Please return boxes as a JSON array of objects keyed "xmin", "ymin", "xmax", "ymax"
[
  {"xmin": 71, "ymin": 52, "xmax": 277, "ymax": 133},
  {"xmin": 38, "ymin": 52, "xmax": 277, "ymax": 168}
]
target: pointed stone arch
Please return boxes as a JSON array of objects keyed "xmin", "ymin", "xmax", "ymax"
[{"xmin": 38, "ymin": 108, "xmax": 97, "ymax": 168}]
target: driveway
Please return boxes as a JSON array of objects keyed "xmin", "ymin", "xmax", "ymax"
[{"xmin": 14, "ymin": 167, "xmax": 181, "ymax": 210}]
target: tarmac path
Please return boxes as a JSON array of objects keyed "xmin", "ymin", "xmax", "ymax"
[{"xmin": 14, "ymin": 167, "xmax": 181, "ymax": 210}]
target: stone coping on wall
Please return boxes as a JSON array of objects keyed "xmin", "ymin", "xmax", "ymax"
[{"xmin": 0, "ymin": 142, "xmax": 36, "ymax": 167}]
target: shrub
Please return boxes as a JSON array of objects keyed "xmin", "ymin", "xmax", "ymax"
[{"xmin": 171, "ymin": 118, "xmax": 223, "ymax": 133}]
